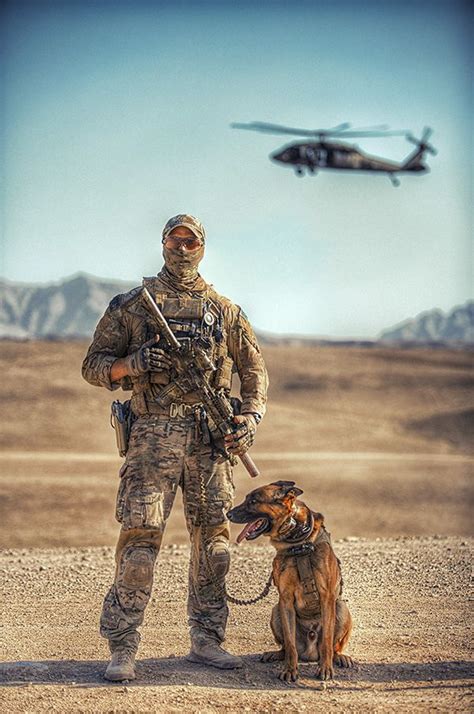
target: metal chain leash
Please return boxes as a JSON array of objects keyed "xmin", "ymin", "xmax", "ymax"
[{"xmin": 198, "ymin": 471, "xmax": 274, "ymax": 606}]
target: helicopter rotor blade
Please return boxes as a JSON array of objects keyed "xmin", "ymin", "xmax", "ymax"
[
  {"xmin": 407, "ymin": 127, "xmax": 437, "ymax": 155},
  {"xmin": 422, "ymin": 127, "xmax": 433, "ymax": 142},
  {"xmin": 346, "ymin": 124, "xmax": 390, "ymax": 132},
  {"xmin": 231, "ymin": 122, "xmax": 410, "ymax": 139},
  {"xmin": 230, "ymin": 122, "xmax": 325, "ymax": 137},
  {"xmin": 407, "ymin": 127, "xmax": 433, "ymax": 144},
  {"xmin": 326, "ymin": 122, "xmax": 352, "ymax": 132},
  {"xmin": 331, "ymin": 129, "xmax": 411, "ymax": 138}
]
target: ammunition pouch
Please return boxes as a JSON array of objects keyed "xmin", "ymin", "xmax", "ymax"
[
  {"xmin": 111, "ymin": 399, "xmax": 136, "ymax": 457},
  {"xmin": 213, "ymin": 355, "xmax": 233, "ymax": 390}
]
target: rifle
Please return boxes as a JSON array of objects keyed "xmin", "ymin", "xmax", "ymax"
[{"xmin": 142, "ymin": 287, "xmax": 259, "ymax": 478}]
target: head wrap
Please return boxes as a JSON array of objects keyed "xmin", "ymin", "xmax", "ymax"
[{"xmin": 160, "ymin": 213, "xmax": 206, "ymax": 291}]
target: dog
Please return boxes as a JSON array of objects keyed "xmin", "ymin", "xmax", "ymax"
[{"xmin": 227, "ymin": 481, "xmax": 353, "ymax": 682}]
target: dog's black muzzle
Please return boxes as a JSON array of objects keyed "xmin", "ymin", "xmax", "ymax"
[{"xmin": 226, "ymin": 503, "xmax": 251, "ymax": 524}]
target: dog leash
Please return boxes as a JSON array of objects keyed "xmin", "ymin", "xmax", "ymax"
[{"xmin": 198, "ymin": 471, "xmax": 274, "ymax": 606}]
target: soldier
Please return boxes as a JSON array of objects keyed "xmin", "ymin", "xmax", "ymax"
[{"xmin": 82, "ymin": 214, "xmax": 268, "ymax": 681}]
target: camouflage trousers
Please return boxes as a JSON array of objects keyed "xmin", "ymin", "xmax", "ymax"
[{"xmin": 100, "ymin": 413, "xmax": 234, "ymax": 653}]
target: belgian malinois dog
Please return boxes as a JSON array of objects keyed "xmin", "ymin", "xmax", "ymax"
[{"xmin": 227, "ymin": 481, "xmax": 353, "ymax": 682}]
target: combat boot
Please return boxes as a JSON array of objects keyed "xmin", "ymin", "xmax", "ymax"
[
  {"xmin": 187, "ymin": 634, "xmax": 243, "ymax": 669},
  {"xmin": 104, "ymin": 647, "xmax": 136, "ymax": 681}
]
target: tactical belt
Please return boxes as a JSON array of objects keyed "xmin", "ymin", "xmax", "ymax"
[
  {"xmin": 131, "ymin": 392, "xmax": 202, "ymax": 418},
  {"xmin": 148, "ymin": 401, "xmax": 201, "ymax": 418}
]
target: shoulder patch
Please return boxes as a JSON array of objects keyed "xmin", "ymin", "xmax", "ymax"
[
  {"xmin": 206, "ymin": 286, "xmax": 234, "ymax": 308},
  {"xmin": 108, "ymin": 286, "xmax": 142, "ymax": 311}
]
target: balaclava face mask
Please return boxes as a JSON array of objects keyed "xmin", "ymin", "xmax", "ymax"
[
  {"xmin": 162, "ymin": 242, "xmax": 205, "ymax": 285},
  {"xmin": 159, "ymin": 214, "xmax": 207, "ymax": 291}
]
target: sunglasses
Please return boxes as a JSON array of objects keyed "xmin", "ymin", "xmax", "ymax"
[{"xmin": 163, "ymin": 236, "xmax": 203, "ymax": 251}]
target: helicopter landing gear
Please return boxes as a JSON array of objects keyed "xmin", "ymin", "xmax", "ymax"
[
  {"xmin": 308, "ymin": 164, "xmax": 317, "ymax": 175},
  {"xmin": 388, "ymin": 174, "xmax": 400, "ymax": 187},
  {"xmin": 295, "ymin": 166, "xmax": 304, "ymax": 176}
]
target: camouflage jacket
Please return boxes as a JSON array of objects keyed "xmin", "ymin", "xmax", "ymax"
[{"xmin": 82, "ymin": 275, "xmax": 268, "ymax": 417}]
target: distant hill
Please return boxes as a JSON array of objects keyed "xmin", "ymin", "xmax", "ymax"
[
  {"xmin": 0, "ymin": 273, "xmax": 135, "ymax": 338},
  {"xmin": 379, "ymin": 302, "xmax": 473, "ymax": 345},
  {"xmin": 0, "ymin": 273, "xmax": 472, "ymax": 344}
]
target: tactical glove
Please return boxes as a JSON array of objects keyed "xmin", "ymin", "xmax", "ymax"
[
  {"xmin": 124, "ymin": 337, "xmax": 172, "ymax": 377},
  {"xmin": 224, "ymin": 414, "xmax": 257, "ymax": 456}
]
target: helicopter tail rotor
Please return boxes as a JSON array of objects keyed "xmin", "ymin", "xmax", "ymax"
[{"xmin": 406, "ymin": 127, "xmax": 437, "ymax": 155}]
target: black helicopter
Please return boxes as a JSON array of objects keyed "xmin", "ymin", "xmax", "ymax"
[{"xmin": 231, "ymin": 122, "xmax": 436, "ymax": 186}]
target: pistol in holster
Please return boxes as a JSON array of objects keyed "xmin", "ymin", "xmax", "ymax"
[{"xmin": 111, "ymin": 399, "xmax": 134, "ymax": 457}]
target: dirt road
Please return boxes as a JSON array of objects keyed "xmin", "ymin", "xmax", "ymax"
[{"xmin": 1, "ymin": 537, "xmax": 473, "ymax": 713}]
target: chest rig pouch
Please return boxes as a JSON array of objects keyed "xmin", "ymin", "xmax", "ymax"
[{"xmin": 142, "ymin": 289, "xmax": 234, "ymax": 394}]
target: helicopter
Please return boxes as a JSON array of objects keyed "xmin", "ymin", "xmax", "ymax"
[{"xmin": 231, "ymin": 122, "xmax": 436, "ymax": 186}]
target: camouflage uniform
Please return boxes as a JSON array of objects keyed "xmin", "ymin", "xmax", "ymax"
[{"xmin": 82, "ymin": 271, "xmax": 268, "ymax": 655}]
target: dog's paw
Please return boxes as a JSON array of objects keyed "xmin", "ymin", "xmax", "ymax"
[
  {"xmin": 278, "ymin": 666, "xmax": 299, "ymax": 683},
  {"xmin": 315, "ymin": 663, "xmax": 334, "ymax": 680},
  {"xmin": 334, "ymin": 653, "xmax": 354, "ymax": 668},
  {"xmin": 261, "ymin": 649, "xmax": 285, "ymax": 663}
]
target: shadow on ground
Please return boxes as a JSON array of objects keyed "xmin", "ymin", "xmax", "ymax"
[{"xmin": 1, "ymin": 657, "xmax": 472, "ymax": 690}]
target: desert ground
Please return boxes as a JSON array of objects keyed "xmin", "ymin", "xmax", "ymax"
[{"xmin": 0, "ymin": 340, "xmax": 473, "ymax": 712}]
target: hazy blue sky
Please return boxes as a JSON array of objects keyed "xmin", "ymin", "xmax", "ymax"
[{"xmin": 1, "ymin": 0, "xmax": 472, "ymax": 337}]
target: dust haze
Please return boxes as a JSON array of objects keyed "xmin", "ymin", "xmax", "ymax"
[{"xmin": 1, "ymin": 340, "xmax": 471, "ymax": 548}]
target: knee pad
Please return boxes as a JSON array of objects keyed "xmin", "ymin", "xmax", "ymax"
[
  {"xmin": 122, "ymin": 546, "xmax": 155, "ymax": 588},
  {"xmin": 207, "ymin": 535, "xmax": 230, "ymax": 579},
  {"xmin": 117, "ymin": 545, "xmax": 155, "ymax": 610}
]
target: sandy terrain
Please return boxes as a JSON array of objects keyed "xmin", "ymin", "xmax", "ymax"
[
  {"xmin": 0, "ymin": 538, "xmax": 472, "ymax": 712},
  {"xmin": 0, "ymin": 341, "xmax": 472, "ymax": 548},
  {"xmin": 0, "ymin": 340, "xmax": 473, "ymax": 711}
]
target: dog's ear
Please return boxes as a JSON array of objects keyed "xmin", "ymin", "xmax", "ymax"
[{"xmin": 273, "ymin": 481, "xmax": 304, "ymax": 499}]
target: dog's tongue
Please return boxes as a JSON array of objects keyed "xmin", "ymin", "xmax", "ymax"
[{"xmin": 236, "ymin": 519, "xmax": 262, "ymax": 544}]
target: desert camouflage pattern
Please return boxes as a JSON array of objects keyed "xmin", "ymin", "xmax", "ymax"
[
  {"xmin": 83, "ymin": 272, "xmax": 267, "ymax": 651},
  {"xmin": 162, "ymin": 213, "xmax": 206, "ymax": 242},
  {"xmin": 100, "ymin": 414, "xmax": 233, "ymax": 650},
  {"xmin": 82, "ymin": 274, "xmax": 268, "ymax": 417}
]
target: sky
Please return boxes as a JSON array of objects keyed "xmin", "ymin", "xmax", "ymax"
[{"xmin": 1, "ymin": 0, "xmax": 472, "ymax": 338}]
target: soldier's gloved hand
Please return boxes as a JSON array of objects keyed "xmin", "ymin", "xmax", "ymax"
[
  {"xmin": 224, "ymin": 414, "xmax": 257, "ymax": 456},
  {"xmin": 124, "ymin": 335, "xmax": 172, "ymax": 377}
]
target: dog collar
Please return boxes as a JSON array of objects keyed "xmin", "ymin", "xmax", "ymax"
[{"xmin": 278, "ymin": 511, "xmax": 314, "ymax": 544}]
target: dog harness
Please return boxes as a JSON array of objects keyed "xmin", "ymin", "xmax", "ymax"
[{"xmin": 280, "ymin": 526, "xmax": 339, "ymax": 616}]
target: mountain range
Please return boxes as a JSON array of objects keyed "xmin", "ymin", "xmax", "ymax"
[
  {"xmin": 0, "ymin": 273, "xmax": 135, "ymax": 339},
  {"xmin": 0, "ymin": 273, "xmax": 472, "ymax": 344},
  {"xmin": 379, "ymin": 302, "xmax": 473, "ymax": 344}
]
